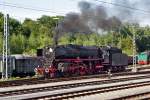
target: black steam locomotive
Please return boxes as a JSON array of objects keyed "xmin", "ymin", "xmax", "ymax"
[{"xmin": 35, "ymin": 44, "xmax": 128, "ymax": 77}]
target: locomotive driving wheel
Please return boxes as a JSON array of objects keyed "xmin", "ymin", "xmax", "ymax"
[
  {"xmin": 69, "ymin": 63, "xmax": 79, "ymax": 76},
  {"xmin": 79, "ymin": 63, "xmax": 87, "ymax": 75},
  {"xmin": 72, "ymin": 62, "xmax": 87, "ymax": 76}
]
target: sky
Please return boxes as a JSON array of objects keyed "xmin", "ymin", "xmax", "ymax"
[
  {"xmin": 0, "ymin": 0, "xmax": 114, "ymax": 21},
  {"xmin": 0, "ymin": 0, "xmax": 150, "ymax": 26},
  {"xmin": 0, "ymin": 0, "xmax": 82, "ymax": 21}
]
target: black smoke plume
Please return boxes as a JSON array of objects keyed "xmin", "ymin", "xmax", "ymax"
[
  {"xmin": 54, "ymin": 0, "xmax": 150, "ymax": 45},
  {"xmin": 54, "ymin": 1, "xmax": 122, "ymax": 45},
  {"xmin": 57, "ymin": 1, "xmax": 122, "ymax": 34}
]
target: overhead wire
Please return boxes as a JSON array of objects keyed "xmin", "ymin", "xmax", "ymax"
[
  {"xmin": 94, "ymin": 0, "xmax": 150, "ymax": 15},
  {"xmin": 1, "ymin": 0, "xmax": 150, "ymax": 22},
  {"xmin": 70, "ymin": 0, "xmax": 150, "ymax": 15},
  {"xmin": 0, "ymin": 2, "xmax": 65, "ymax": 15},
  {"xmin": 1, "ymin": 0, "xmax": 150, "ymax": 15}
]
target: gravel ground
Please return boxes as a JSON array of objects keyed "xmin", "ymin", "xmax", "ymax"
[
  {"xmin": 71, "ymin": 85, "xmax": 150, "ymax": 100},
  {"xmin": 0, "ymin": 74, "xmax": 149, "ymax": 92},
  {"xmin": 1, "ymin": 78, "xmax": 150, "ymax": 99}
]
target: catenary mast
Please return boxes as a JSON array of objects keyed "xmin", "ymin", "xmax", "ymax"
[{"xmin": 2, "ymin": 14, "xmax": 9, "ymax": 79}]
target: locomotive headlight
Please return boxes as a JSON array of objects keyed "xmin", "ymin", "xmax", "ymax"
[{"xmin": 49, "ymin": 48, "xmax": 53, "ymax": 52}]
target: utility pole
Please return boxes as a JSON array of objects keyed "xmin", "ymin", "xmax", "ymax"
[
  {"xmin": 132, "ymin": 26, "xmax": 137, "ymax": 72},
  {"xmin": 119, "ymin": 27, "xmax": 122, "ymax": 49},
  {"xmin": 2, "ymin": 14, "xmax": 9, "ymax": 79},
  {"xmin": 111, "ymin": 30, "xmax": 114, "ymax": 47},
  {"xmin": 53, "ymin": 17, "xmax": 60, "ymax": 47}
]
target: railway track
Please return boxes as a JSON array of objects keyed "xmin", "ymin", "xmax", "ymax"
[
  {"xmin": 1, "ymin": 73, "xmax": 150, "ymax": 99},
  {"xmin": 119, "ymin": 92, "xmax": 150, "ymax": 100},
  {"xmin": 0, "ymin": 64, "xmax": 150, "ymax": 87},
  {"xmin": 42, "ymin": 81, "xmax": 150, "ymax": 100},
  {"xmin": 0, "ymin": 70, "xmax": 150, "ymax": 88}
]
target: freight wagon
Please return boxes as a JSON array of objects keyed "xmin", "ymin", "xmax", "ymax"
[
  {"xmin": 128, "ymin": 55, "xmax": 138, "ymax": 65},
  {"xmin": 12, "ymin": 55, "xmax": 42, "ymax": 77},
  {"xmin": 0, "ymin": 55, "xmax": 42, "ymax": 78},
  {"xmin": 0, "ymin": 56, "xmax": 15, "ymax": 78}
]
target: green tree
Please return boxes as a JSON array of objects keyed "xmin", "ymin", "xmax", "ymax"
[{"xmin": 10, "ymin": 34, "xmax": 26, "ymax": 54}]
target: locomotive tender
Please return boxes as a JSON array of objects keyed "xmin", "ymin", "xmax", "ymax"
[{"xmin": 35, "ymin": 44, "xmax": 128, "ymax": 77}]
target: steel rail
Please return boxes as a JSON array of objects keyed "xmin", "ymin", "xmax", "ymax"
[
  {"xmin": 0, "ymin": 70, "xmax": 150, "ymax": 88},
  {"xmin": 1, "ymin": 74, "xmax": 150, "ymax": 98}
]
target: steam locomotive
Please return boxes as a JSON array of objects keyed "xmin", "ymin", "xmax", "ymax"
[{"xmin": 35, "ymin": 44, "xmax": 128, "ymax": 78}]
